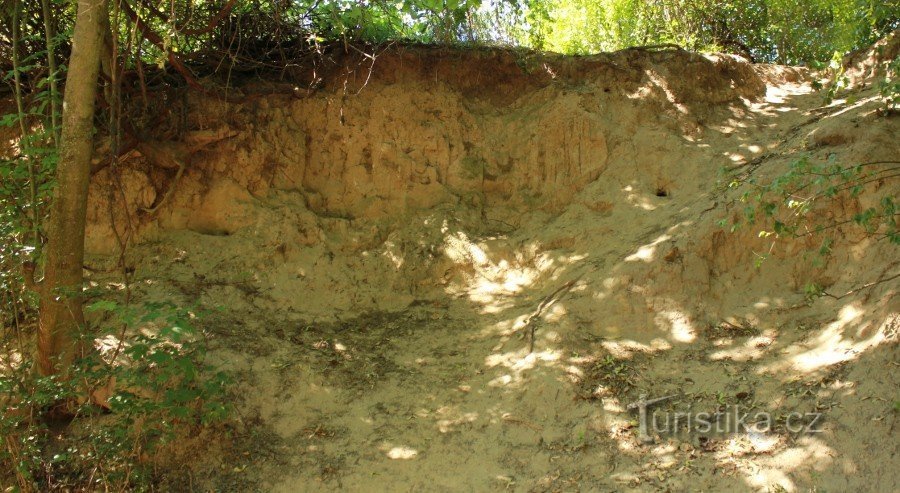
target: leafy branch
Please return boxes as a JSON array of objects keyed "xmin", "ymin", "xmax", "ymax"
[{"xmin": 724, "ymin": 156, "xmax": 900, "ymax": 263}]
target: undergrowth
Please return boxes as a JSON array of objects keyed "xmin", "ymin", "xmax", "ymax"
[
  {"xmin": 816, "ymin": 48, "xmax": 900, "ymax": 114},
  {"xmin": 1, "ymin": 56, "xmax": 230, "ymax": 491},
  {"xmin": 0, "ymin": 301, "xmax": 230, "ymax": 491}
]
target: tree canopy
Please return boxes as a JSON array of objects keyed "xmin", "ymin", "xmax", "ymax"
[
  {"xmin": 521, "ymin": 0, "xmax": 899, "ymax": 64},
  {"xmin": 2, "ymin": 0, "xmax": 898, "ymax": 91}
]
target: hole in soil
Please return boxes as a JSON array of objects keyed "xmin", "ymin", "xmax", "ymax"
[
  {"xmin": 187, "ymin": 226, "xmax": 233, "ymax": 237},
  {"xmin": 655, "ymin": 188, "xmax": 669, "ymax": 197}
]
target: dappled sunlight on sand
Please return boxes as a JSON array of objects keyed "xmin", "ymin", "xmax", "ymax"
[
  {"xmin": 484, "ymin": 349, "xmax": 563, "ymax": 388},
  {"xmin": 600, "ymin": 338, "xmax": 672, "ymax": 358},
  {"xmin": 27, "ymin": 29, "xmax": 894, "ymax": 493},
  {"xmin": 95, "ymin": 333, "xmax": 125, "ymax": 360},
  {"xmin": 433, "ymin": 406, "xmax": 479, "ymax": 433},
  {"xmin": 763, "ymin": 305, "xmax": 896, "ymax": 374},
  {"xmin": 721, "ymin": 435, "xmax": 836, "ymax": 492},
  {"xmin": 591, "ymin": 275, "xmax": 627, "ymax": 300},
  {"xmin": 761, "ymin": 83, "xmax": 810, "ymax": 105},
  {"xmin": 622, "ymin": 184, "xmax": 658, "ymax": 211},
  {"xmin": 641, "ymin": 68, "xmax": 689, "ymax": 114},
  {"xmin": 625, "ymin": 233, "xmax": 670, "ymax": 262},
  {"xmin": 442, "ymin": 230, "xmax": 559, "ymax": 313},
  {"xmin": 0, "ymin": 348, "xmax": 24, "ymax": 371},
  {"xmin": 819, "ymin": 94, "xmax": 883, "ymax": 118},
  {"xmin": 708, "ymin": 329, "xmax": 777, "ymax": 362},
  {"xmin": 382, "ymin": 444, "xmax": 419, "ymax": 460},
  {"xmin": 654, "ymin": 307, "xmax": 697, "ymax": 343}
]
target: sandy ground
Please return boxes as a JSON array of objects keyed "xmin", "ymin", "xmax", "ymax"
[{"xmin": 79, "ymin": 37, "xmax": 900, "ymax": 492}]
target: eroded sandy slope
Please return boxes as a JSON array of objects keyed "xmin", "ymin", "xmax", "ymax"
[{"xmin": 84, "ymin": 38, "xmax": 899, "ymax": 492}]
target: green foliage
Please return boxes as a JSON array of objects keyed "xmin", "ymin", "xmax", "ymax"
[
  {"xmin": 821, "ymin": 52, "xmax": 851, "ymax": 105},
  {"xmin": 726, "ymin": 156, "xmax": 899, "ymax": 263},
  {"xmin": 0, "ymin": 302, "xmax": 230, "ymax": 490},
  {"xmin": 515, "ymin": 0, "xmax": 898, "ymax": 64},
  {"xmin": 2, "ymin": 3, "xmax": 236, "ymax": 489},
  {"xmin": 0, "ymin": 105, "xmax": 61, "ymax": 389},
  {"xmin": 878, "ymin": 54, "xmax": 900, "ymax": 114},
  {"xmin": 0, "ymin": 95, "xmax": 57, "ymax": 332},
  {"xmin": 804, "ymin": 281, "xmax": 825, "ymax": 300},
  {"xmin": 7, "ymin": 0, "xmax": 894, "ymax": 87}
]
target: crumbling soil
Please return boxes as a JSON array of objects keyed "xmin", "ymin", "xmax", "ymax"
[{"xmin": 81, "ymin": 36, "xmax": 898, "ymax": 492}]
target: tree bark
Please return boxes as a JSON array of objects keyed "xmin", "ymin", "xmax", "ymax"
[{"xmin": 37, "ymin": 0, "xmax": 107, "ymax": 377}]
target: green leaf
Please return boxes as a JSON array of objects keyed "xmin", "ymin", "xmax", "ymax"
[{"xmin": 87, "ymin": 300, "xmax": 118, "ymax": 312}]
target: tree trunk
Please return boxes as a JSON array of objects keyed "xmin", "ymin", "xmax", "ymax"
[{"xmin": 36, "ymin": 0, "xmax": 107, "ymax": 377}]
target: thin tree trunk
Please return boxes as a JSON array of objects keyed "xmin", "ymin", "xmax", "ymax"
[
  {"xmin": 36, "ymin": 0, "xmax": 107, "ymax": 377},
  {"xmin": 40, "ymin": 0, "xmax": 62, "ymax": 144},
  {"xmin": 10, "ymin": 0, "xmax": 40, "ymax": 256}
]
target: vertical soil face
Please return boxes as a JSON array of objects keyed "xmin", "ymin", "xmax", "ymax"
[
  {"xmin": 84, "ymin": 38, "xmax": 898, "ymax": 492},
  {"xmin": 86, "ymin": 47, "xmax": 768, "ymax": 254}
]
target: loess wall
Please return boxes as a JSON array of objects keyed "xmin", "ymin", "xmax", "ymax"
[
  {"xmin": 87, "ymin": 46, "xmax": 771, "ymax": 253},
  {"xmin": 81, "ymin": 41, "xmax": 898, "ymax": 331}
]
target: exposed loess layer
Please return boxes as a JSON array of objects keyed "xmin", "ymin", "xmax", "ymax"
[{"xmin": 79, "ymin": 38, "xmax": 898, "ymax": 492}]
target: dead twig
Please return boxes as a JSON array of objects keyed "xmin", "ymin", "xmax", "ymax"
[
  {"xmin": 524, "ymin": 275, "xmax": 584, "ymax": 353},
  {"xmin": 501, "ymin": 413, "xmax": 543, "ymax": 431},
  {"xmin": 140, "ymin": 157, "xmax": 187, "ymax": 215},
  {"xmin": 822, "ymin": 269, "xmax": 900, "ymax": 300}
]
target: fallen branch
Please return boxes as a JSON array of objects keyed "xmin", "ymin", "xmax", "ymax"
[
  {"xmin": 822, "ymin": 269, "xmax": 900, "ymax": 300},
  {"xmin": 134, "ymin": 128, "xmax": 235, "ymax": 214},
  {"xmin": 140, "ymin": 156, "xmax": 186, "ymax": 215},
  {"xmin": 524, "ymin": 275, "xmax": 584, "ymax": 353},
  {"xmin": 501, "ymin": 413, "xmax": 543, "ymax": 431}
]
